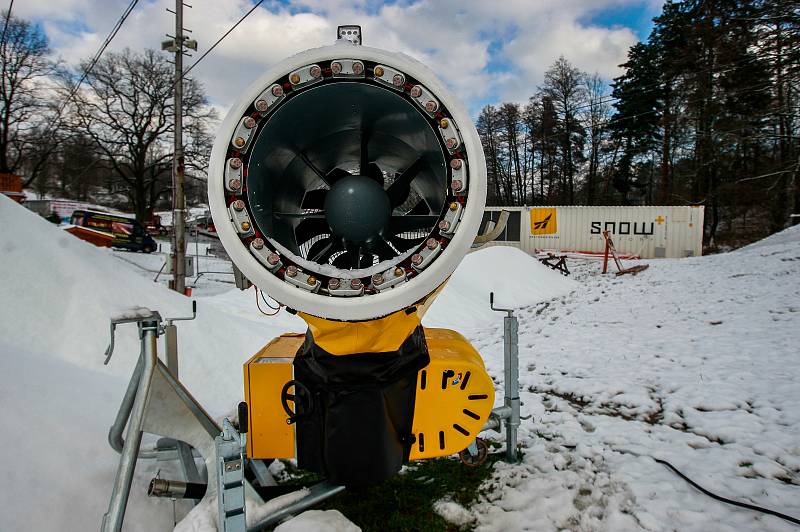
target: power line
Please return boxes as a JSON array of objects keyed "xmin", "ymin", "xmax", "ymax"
[
  {"xmin": 176, "ymin": 0, "xmax": 266, "ymax": 87},
  {"xmin": 46, "ymin": 0, "xmax": 140, "ymax": 136}
]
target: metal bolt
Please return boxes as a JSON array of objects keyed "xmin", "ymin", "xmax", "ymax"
[
  {"xmin": 352, "ymin": 62, "xmax": 364, "ymax": 75},
  {"xmin": 411, "ymin": 253, "xmax": 422, "ymax": 265},
  {"xmin": 290, "ymin": 73, "xmax": 301, "ymax": 85},
  {"xmin": 243, "ymin": 116, "xmax": 256, "ymax": 129},
  {"xmin": 394, "ymin": 267, "xmax": 404, "ymax": 277},
  {"xmin": 410, "ymin": 85, "xmax": 422, "ymax": 98},
  {"xmin": 267, "ymin": 252, "xmax": 280, "ymax": 265},
  {"xmin": 328, "ymin": 278, "xmax": 341, "ymax": 290},
  {"xmin": 309, "ymin": 65, "xmax": 321, "ymax": 78},
  {"xmin": 438, "ymin": 220, "xmax": 451, "ymax": 231},
  {"xmin": 252, "ymin": 238, "xmax": 265, "ymax": 250},
  {"xmin": 426, "ymin": 238, "xmax": 439, "ymax": 250},
  {"xmin": 350, "ymin": 278, "xmax": 362, "ymax": 289},
  {"xmin": 241, "ymin": 221, "xmax": 251, "ymax": 231},
  {"xmin": 425, "ymin": 100, "xmax": 438, "ymax": 113},
  {"xmin": 372, "ymin": 273, "xmax": 384, "ymax": 286},
  {"xmin": 330, "ymin": 62, "xmax": 342, "ymax": 75},
  {"xmin": 449, "ymin": 201, "xmax": 459, "ymax": 211},
  {"xmin": 255, "ymin": 99, "xmax": 268, "ymax": 112},
  {"xmin": 374, "ymin": 66, "xmax": 385, "ymax": 77},
  {"xmin": 233, "ymin": 137, "xmax": 246, "ymax": 148},
  {"xmin": 229, "ymin": 158, "xmax": 242, "ymax": 169},
  {"xmin": 450, "ymin": 158, "xmax": 462, "ymax": 170},
  {"xmin": 232, "ymin": 200, "xmax": 245, "ymax": 211},
  {"xmin": 440, "ymin": 118, "xmax": 449, "ymax": 129},
  {"xmin": 286, "ymin": 265, "xmax": 298, "ymax": 277},
  {"xmin": 228, "ymin": 178, "xmax": 242, "ymax": 191},
  {"xmin": 451, "ymin": 179, "xmax": 463, "ymax": 191},
  {"xmin": 307, "ymin": 275, "xmax": 317, "ymax": 286},
  {"xmin": 392, "ymin": 73, "xmax": 405, "ymax": 86},
  {"xmin": 446, "ymin": 137, "xmax": 459, "ymax": 150},
  {"xmin": 272, "ymin": 85, "xmax": 284, "ymax": 97}
]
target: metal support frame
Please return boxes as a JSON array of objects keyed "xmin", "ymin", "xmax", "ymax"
[
  {"xmin": 483, "ymin": 292, "xmax": 520, "ymax": 462},
  {"xmin": 100, "ymin": 305, "xmax": 250, "ymax": 532},
  {"xmin": 100, "ymin": 306, "xmax": 344, "ymax": 531}
]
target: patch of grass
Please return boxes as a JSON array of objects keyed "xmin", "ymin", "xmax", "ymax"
[{"xmin": 273, "ymin": 454, "xmax": 501, "ymax": 531}]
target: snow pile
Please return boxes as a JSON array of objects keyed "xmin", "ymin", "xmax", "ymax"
[
  {"xmin": 5, "ymin": 189, "xmax": 799, "ymax": 532},
  {"xmin": 424, "ymin": 245, "xmax": 578, "ymax": 329},
  {"xmin": 741, "ymin": 222, "xmax": 800, "ymax": 251},
  {"xmin": 469, "ymin": 225, "xmax": 800, "ymax": 531},
  {"xmin": 0, "ymin": 196, "xmax": 305, "ymax": 531},
  {"xmin": 0, "ymin": 195, "xmax": 304, "ymax": 410}
]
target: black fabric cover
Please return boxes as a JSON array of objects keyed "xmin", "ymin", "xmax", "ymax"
[{"xmin": 293, "ymin": 325, "xmax": 429, "ymax": 487}]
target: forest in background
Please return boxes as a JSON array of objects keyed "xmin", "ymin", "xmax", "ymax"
[
  {"xmin": 2, "ymin": 0, "xmax": 798, "ymax": 246},
  {"xmin": 479, "ymin": 0, "xmax": 798, "ymax": 246}
]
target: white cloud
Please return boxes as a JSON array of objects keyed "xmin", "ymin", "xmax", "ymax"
[{"xmin": 16, "ymin": 0, "xmax": 645, "ymax": 115}]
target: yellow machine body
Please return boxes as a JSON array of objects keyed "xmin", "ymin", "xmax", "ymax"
[
  {"xmin": 243, "ymin": 333, "xmax": 304, "ymax": 459},
  {"xmin": 243, "ymin": 328, "xmax": 495, "ymax": 461}
]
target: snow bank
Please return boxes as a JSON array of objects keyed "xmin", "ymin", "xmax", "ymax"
[
  {"xmin": 740, "ymin": 223, "xmax": 800, "ymax": 251},
  {"xmin": 0, "ymin": 196, "xmax": 305, "ymax": 531},
  {"xmin": 0, "ymin": 195, "xmax": 305, "ymax": 413},
  {"xmin": 424, "ymin": 245, "xmax": 578, "ymax": 329}
]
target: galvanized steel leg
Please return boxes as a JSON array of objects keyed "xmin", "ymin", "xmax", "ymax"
[
  {"xmin": 504, "ymin": 314, "xmax": 520, "ymax": 462},
  {"xmin": 102, "ymin": 320, "xmax": 159, "ymax": 532}
]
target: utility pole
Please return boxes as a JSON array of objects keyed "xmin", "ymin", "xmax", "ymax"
[{"xmin": 163, "ymin": 1, "xmax": 196, "ymax": 294}]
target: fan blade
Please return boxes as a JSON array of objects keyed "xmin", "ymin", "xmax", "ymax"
[
  {"xmin": 332, "ymin": 250, "xmax": 352, "ymax": 269},
  {"xmin": 407, "ymin": 200, "xmax": 430, "ymax": 215},
  {"xmin": 326, "ymin": 167, "xmax": 351, "ymax": 185},
  {"xmin": 360, "ymin": 129, "xmax": 370, "ymax": 177},
  {"xmin": 386, "ymin": 158, "xmax": 423, "ymax": 208},
  {"xmin": 301, "ymin": 189, "xmax": 328, "ymax": 210},
  {"xmin": 389, "ymin": 234, "xmax": 425, "ymax": 253},
  {"xmin": 306, "ymin": 237, "xmax": 339, "ymax": 263},
  {"xmin": 359, "ymin": 252, "xmax": 376, "ymax": 268},
  {"xmin": 294, "ymin": 216, "xmax": 330, "ymax": 245},
  {"xmin": 389, "ymin": 214, "xmax": 438, "ymax": 234},
  {"xmin": 274, "ymin": 212, "xmax": 325, "ymax": 219},
  {"xmin": 366, "ymin": 162, "xmax": 384, "ymax": 186},
  {"xmin": 368, "ymin": 237, "xmax": 397, "ymax": 261},
  {"xmin": 299, "ymin": 152, "xmax": 333, "ymax": 187}
]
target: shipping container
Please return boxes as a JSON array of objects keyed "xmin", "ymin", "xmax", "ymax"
[{"xmin": 480, "ymin": 206, "xmax": 704, "ymax": 259}]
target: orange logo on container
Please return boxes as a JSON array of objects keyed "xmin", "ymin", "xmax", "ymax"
[{"xmin": 530, "ymin": 208, "xmax": 557, "ymax": 235}]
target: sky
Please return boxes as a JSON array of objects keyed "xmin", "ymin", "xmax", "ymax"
[{"xmin": 15, "ymin": 0, "xmax": 663, "ymax": 118}]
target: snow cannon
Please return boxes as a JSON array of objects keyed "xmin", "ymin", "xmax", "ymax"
[{"xmin": 208, "ymin": 31, "xmax": 494, "ymax": 486}]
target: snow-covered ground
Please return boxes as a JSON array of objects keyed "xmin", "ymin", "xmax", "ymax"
[{"xmin": 2, "ymin": 193, "xmax": 799, "ymax": 531}]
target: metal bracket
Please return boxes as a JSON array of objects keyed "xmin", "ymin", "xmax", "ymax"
[
  {"xmin": 216, "ymin": 416, "xmax": 247, "ymax": 532},
  {"xmin": 473, "ymin": 210, "xmax": 510, "ymax": 246},
  {"xmin": 336, "ymin": 25, "xmax": 362, "ymax": 45}
]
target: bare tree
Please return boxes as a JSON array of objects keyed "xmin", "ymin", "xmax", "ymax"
[
  {"xmin": 581, "ymin": 72, "xmax": 611, "ymax": 205},
  {"xmin": 65, "ymin": 48, "xmax": 216, "ymax": 221},
  {"xmin": 0, "ymin": 10, "xmax": 56, "ymax": 182},
  {"xmin": 541, "ymin": 56, "xmax": 586, "ymax": 204}
]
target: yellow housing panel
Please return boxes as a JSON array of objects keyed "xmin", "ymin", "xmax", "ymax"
[
  {"xmin": 243, "ymin": 333, "xmax": 303, "ymax": 459},
  {"xmin": 243, "ymin": 327, "xmax": 495, "ymax": 461},
  {"xmin": 409, "ymin": 329, "xmax": 495, "ymax": 460}
]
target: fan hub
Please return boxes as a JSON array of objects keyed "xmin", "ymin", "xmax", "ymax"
[{"xmin": 324, "ymin": 175, "xmax": 391, "ymax": 244}]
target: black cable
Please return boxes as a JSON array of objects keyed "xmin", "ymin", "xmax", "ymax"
[
  {"xmin": 176, "ymin": 0, "xmax": 266, "ymax": 87},
  {"xmin": 654, "ymin": 458, "xmax": 800, "ymax": 526},
  {"xmin": 259, "ymin": 289, "xmax": 280, "ymax": 311}
]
